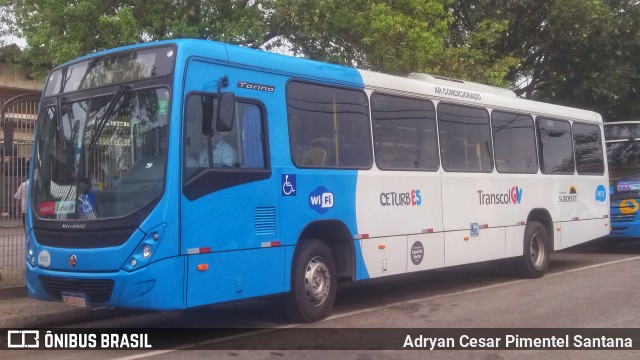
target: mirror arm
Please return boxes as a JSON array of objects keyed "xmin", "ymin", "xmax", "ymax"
[
  {"xmin": 217, "ymin": 76, "xmax": 229, "ymax": 93},
  {"xmin": 202, "ymin": 76, "xmax": 230, "ymax": 135}
]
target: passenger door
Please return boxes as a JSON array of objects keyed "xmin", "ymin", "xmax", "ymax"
[{"xmin": 181, "ymin": 59, "xmax": 284, "ymax": 306}]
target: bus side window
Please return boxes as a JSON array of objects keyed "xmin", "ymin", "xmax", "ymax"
[
  {"xmin": 287, "ymin": 81, "xmax": 372, "ymax": 169},
  {"xmin": 537, "ymin": 118, "xmax": 574, "ymax": 174},
  {"xmin": 239, "ymin": 103, "xmax": 265, "ymax": 169},
  {"xmin": 371, "ymin": 93, "xmax": 437, "ymax": 171},
  {"xmin": 184, "ymin": 94, "xmax": 267, "ymax": 177},
  {"xmin": 448, "ymin": 138, "xmax": 468, "ymax": 170},
  {"xmin": 438, "ymin": 103, "xmax": 492, "ymax": 173},
  {"xmin": 183, "ymin": 94, "xmax": 207, "ymax": 177},
  {"xmin": 491, "ymin": 111, "xmax": 538, "ymax": 174},
  {"xmin": 299, "ymin": 148, "xmax": 326, "ymax": 166},
  {"xmin": 573, "ymin": 122, "xmax": 604, "ymax": 175}
]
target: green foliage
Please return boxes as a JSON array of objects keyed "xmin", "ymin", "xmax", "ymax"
[
  {"xmin": 3, "ymin": 0, "xmax": 640, "ymax": 120},
  {"xmin": 438, "ymin": 18, "xmax": 520, "ymax": 87},
  {"xmin": 265, "ymin": 0, "xmax": 518, "ymax": 85},
  {"xmin": 3, "ymin": 1, "xmax": 140, "ymax": 73},
  {"xmin": 451, "ymin": 0, "xmax": 640, "ymax": 120},
  {"xmin": 2, "ymin": 0, "xmax": 511, "ymax": 84},
  {"xmin": 267, "ymin": 0, "xmax": 455, "ymax": 75},
  {"xmin": 0, "ymin": 0, "xmax": 270, "ymax": 72}
]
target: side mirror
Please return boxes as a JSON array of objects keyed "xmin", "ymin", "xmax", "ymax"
[{"xmin": 216, "ymin": 92, "xmax": 235, "ymax": 132}]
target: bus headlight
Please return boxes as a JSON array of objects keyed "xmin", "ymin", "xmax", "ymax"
[
  {"xmin": 26, "ymin": 235, "xmax": 36, "ymax": 265},
  {"xmin": 143, "ymin": 245, "xmax": 152, "ymax": 259},
  {"xmin": 124, "ymin": 236, "xmax": 160, "ymax": 271},
  {"xmin": 28, "ymin": 247, "xmax": 35, "ymax": 265},
  {"xmin": 124, "ymin": 224, "xmax": 166, "ymax": 272},
  {"xmin": 125, "ymin": 241, "xmax": 155, "ymax": 271}
]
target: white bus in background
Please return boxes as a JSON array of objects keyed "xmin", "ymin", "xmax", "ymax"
[{"xmin": 355, "ymin": 71, "xmax": 609, "ymax": 284}]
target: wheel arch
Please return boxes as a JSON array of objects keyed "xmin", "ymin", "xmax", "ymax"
[
  {"xmin": 527, "ymin": 208, "xmax": 554, "ymax": 249},
  {"xmin": 294, "ymin": 220, "xmax": 355, "ymax": 282}
]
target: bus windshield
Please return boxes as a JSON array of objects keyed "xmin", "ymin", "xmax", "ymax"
[
  {"xmin": 32, "ymin": 87, "xmax": 170, "ymax": 220},
  {"xmin": 607, "ymin": 139, "xmax": 640, "ymax": 199}
]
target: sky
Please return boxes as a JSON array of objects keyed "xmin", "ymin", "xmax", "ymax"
[{"xmin": 0, "ymin": 34, "xmax": 26, "ymax": 48}]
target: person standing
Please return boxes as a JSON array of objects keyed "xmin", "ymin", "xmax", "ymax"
[{"xmin": 15, "ymin": 178, "xmax": 29, "ymax": 226}]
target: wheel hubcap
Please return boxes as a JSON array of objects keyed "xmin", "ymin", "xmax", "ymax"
[
  {"xmin": 530, "ymin": 232, "xmax": 545, "ymax": 269},
  {"xmin": 304, "ymin": 256, "xmax": 331, "ymax": 307}
]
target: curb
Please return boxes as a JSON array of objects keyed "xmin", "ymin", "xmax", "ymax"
[
  {"xmin": 0, "ymin": 286, "xmax": 142, "ymax": 327},
  {"xmin": 0, "ymin": 302, "xmax": 139, "ymax": 328},
  {"xmin": 0, "ymin": 285, "xmax": 27, "ymax": 300},
  {"xmin": 1, "ymin": 306, "xmax": 123, "ymax": 328}
]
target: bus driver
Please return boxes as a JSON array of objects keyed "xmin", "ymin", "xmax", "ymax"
[{"xmin": 199, "ymin": 132, "xmax": 237, "ymax": 167}]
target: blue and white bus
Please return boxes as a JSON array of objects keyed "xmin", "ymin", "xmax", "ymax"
[
  {"xmin": 605, "ymin": 121, "xmax": 640, "ymax": 241},
  {"xmin": 26, "ymin": 40, "xmax": 609, "ymax": 322}
]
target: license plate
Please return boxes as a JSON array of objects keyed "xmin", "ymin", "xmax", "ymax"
[{"xmin": 61, "ymin": 292, "xmax": 88, "ymax": 307}]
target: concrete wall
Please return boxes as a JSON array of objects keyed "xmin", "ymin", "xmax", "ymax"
[{"xmin": 0, "ymin": 62, "xmax": 43, "ymax": 92}]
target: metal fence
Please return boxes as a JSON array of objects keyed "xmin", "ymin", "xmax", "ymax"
[{"xmin": 0, "ymin": 94, "xmax": 38, "ymax": 287}]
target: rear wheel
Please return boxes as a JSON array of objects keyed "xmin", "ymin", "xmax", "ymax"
[
  {"xmin": 514, "ymin": 221, "xmax": 550, "ymax": 278},
  {"xmin": 285, "ymin": 239, "xmax": 337, "ymax": 322}
]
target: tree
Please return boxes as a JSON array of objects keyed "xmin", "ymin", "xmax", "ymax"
[
  {"xmin": 267, "ymin": 0, "xmax": 519, "ymax": 84},
  {"xmin": 0, "ymin": 0, "xmax": 270, "ymax": 73},
  {"xmin": 267, "ymin": 0, "xmax": 452, "ymax": 75},
  {"xmin": 1, "ymin": 0, "xmax": 518, "ymax": 85},
  {"xmin": 450, "ymin": 0, "xmax": 640, "ymax": 120},
  {"xmin": 0, "ymin": 3, "xmax": 13, "ymax": 46}
]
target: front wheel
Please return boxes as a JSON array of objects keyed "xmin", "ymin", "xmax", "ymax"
[
  {"xmin": 514, "ymin": 221, "xmax": 550, "ymax": 278},
  {"xmin": 284, "ymin": 239, "xmax": 337, "ymax": 323}
]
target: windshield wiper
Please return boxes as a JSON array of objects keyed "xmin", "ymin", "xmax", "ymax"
[{"xmin": 89, "ymin": 84, "xmax": 131, "ymax": 150}]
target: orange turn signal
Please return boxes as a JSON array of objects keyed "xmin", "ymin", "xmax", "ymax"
[{"xmin": 197, "ymin": 264, "xmax": 209, "ymax": 271}]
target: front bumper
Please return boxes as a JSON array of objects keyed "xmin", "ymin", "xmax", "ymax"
[{"xmin": 26, "ymin": 256, "xmax": 186, "ymax": 310}]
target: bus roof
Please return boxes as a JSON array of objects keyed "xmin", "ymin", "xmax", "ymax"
[
  {"xmin": 604, "ymin": 121, "xmax": 640, "ymax": 125},
  {"xmin": 360, "ymin": 69, "xmax": 602, "ymax": 124},
  {"xmin": 60, "ymin": 39, "xmax": 603, "ymax": 124}
]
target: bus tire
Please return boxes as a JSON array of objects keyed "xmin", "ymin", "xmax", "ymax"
[
  {"xmin": 515, "ymin": 221, "xmax": 550, "ymax": 278},
  {"xmin": 285, "ymin": 239, "xmax": 337, "ymax": 323}
]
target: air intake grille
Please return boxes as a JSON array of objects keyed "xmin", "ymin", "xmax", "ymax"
[
  {"xmin": 255, "ymin": 207, "xmax": 276, "ymax": 235},
  {"xmin": 39, "ymin": 276, "xmax": 114, "ymax": 303},
  {"xmin": 611, "ymin": 214, "xmax": 635, "ymax": 223}
]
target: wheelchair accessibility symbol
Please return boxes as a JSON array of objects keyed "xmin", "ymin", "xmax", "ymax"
[{"xmin": 282, "ymin": 174, "xmax": 296, "ymax": 196}]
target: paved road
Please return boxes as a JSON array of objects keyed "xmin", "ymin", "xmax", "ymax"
[{"xmin": 4, "ymin": 238, "xmax": 640, "ymax": 359}]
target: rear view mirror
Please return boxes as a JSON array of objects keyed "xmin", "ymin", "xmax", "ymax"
[{"xmin": 216, "ymin": 92, "xmax": 235, "ymax": 132}]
